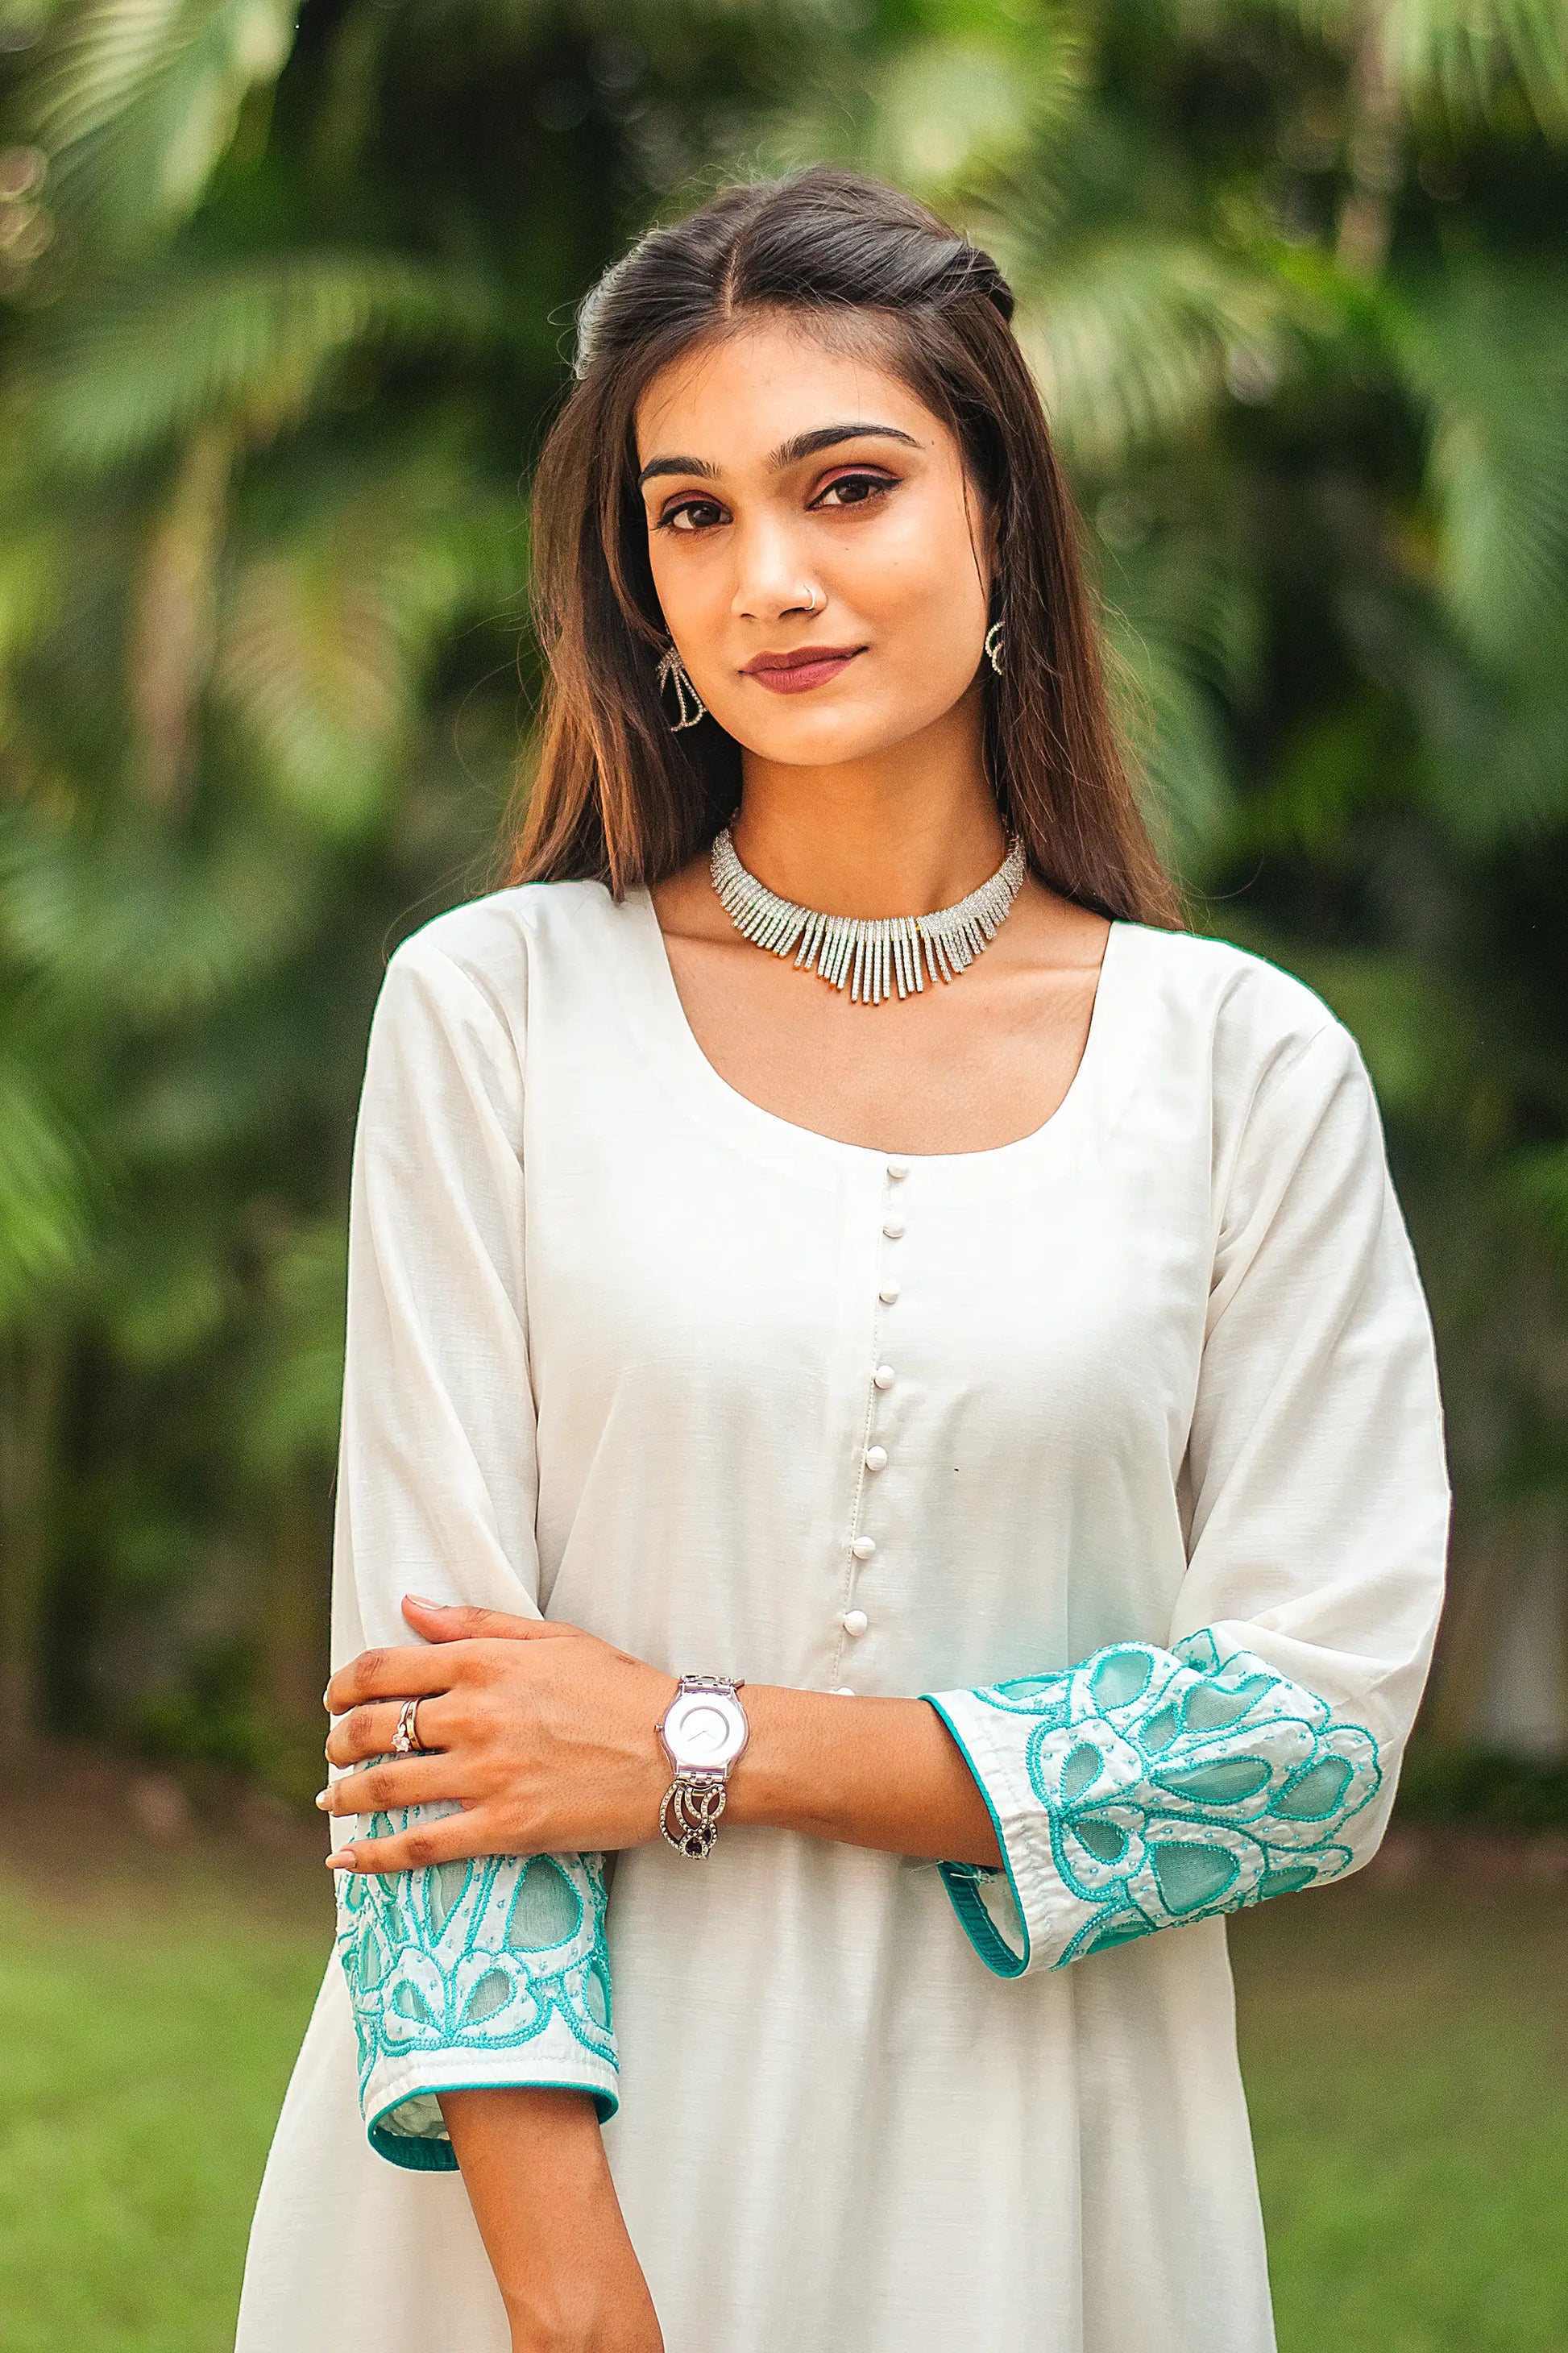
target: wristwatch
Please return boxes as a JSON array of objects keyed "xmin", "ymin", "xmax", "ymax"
[{"xmin": 656, "ymin": 1674, "xmax": 749, "ymax": 1858}]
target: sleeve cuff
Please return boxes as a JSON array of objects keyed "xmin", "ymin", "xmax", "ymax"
[
  {"xmin": 923, "ymin": 1689, "xmax": 1051, "ymax": 1977},
  {"xmin": 334, "ymin": 1839, "xmax": 619, "ymax": 2169},
  {"xmin": 362, "ymin": 2035, "xmax": 620, "ymax": 2172},
  {"xmin": 924, "ymin": 1638, "xmax": 1388, "ymax": 1978}
]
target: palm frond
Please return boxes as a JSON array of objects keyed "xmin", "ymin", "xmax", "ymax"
[
  {"xmin": 9, "ymin": 254, "xmax": 499, "ymax": 474},
  {"xmin": 214, "ymin": 456, "xmax": 528, "ymax": 836},
  {"xmin": 1013, "ymin": 235, "xmax": 1300, "ymax": 470},
  {"xmin": 743, "ymin": 12, "xmax": 1084, "ymax": 203},
  {"xmin": 1376, "ymin": 0, "xmax": 1568, "ymax": 135},
  {"xmin": 1276, "ymin": 0, "xmax": 1568, "ymax": 132},
  {"xmin": 21, "ymin": 0, "xmax": 298, "ymax": 254},
  {"xmin": 0, "ymin": 801, "xmax": 326, "ymax": 1018},
  {"xmin": 1388, "ymin": 263, "xmax": 1568, "ymax": 666}
]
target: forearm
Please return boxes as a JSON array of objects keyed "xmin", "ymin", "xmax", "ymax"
[
  {"xmin": 439, "ymin": 2087, "xmax": 658, "ymax": 2346},
  {"xmin": 725, "ymin": 1685, "xmax": 1002, "ymax": 1866}
]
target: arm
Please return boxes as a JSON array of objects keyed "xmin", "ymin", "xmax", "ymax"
[
  {"xmin": 911, "ymin": 1017, "xmax": 1449, "ymax": 1970},
  {"xmin": 330, "ymin": 928, "xmax": 664, "ymax": 2350},
  {"xmin": 327, "ymin": 932, "xmax": 618, "ymax": 2164},
  {"xmin": 440, "ymin": 2089, "xmax": 662, "ymax": 2351}
]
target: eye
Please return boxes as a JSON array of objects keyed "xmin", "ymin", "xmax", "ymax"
[
  {"xmin": 811, "ymin": 470, "xmax": 898, "ymax": 512},
  {"xmin": 656, "ymin": 495, "xmax": 728, "ymax": 533}
]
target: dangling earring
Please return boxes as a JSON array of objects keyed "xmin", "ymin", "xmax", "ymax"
[
  {"xmin": 657, "ymin": 640, "xmax": 707, "ymax": 730},
  {"xmin": 984, "ymin": 620, "xmax": 1006, "ymax": 676}
]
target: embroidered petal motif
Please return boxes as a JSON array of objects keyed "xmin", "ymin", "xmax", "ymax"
[
  {"xmin": 332, "ymin": 1788, "xmax": 617, "ymax": 2166},
  {"xmin": 927, "ymin": 1629, "xmax": 1382, "ymax": 1973}
]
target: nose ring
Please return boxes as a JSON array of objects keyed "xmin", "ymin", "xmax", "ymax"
[{"xmin": 799, "ymin": 586, "xmax": 824, "ymax": 616}]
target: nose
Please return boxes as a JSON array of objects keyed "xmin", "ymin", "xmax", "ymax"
[{"xmin": 729, "ymin": 509, "xmax": 822, "ymax": 624}]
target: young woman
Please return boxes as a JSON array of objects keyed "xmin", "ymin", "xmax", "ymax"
[{"xmin": 235, "ymin": 167, "xmax": 1450, "ymax": 2353}]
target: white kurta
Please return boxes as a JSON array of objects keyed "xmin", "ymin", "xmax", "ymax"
[{"xmin": 235, "ymin": 879, "xmax": 1450, "ymax": 2353}]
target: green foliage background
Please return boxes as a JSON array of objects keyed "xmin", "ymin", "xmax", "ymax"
[{"xmin": 0, "ymin": 0, "xmax": 1565, "ymax": 1797}]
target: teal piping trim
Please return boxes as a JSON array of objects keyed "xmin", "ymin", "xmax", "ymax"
[
  {"xmin": 367, "ymin": 2073, "xmax": 619, "ymax": 2172},
  {"xmin": 920, "ymin": 1695, "xmax": 1031, "ymax": 1978}
]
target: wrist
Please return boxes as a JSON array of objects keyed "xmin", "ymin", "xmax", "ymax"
[
  {"xmin": 724, "ymin": 1683, "xmax": 869, "ymax": 1837},
  {"xmin": 724, "ymin": 1683, "xmax": 1005, "ymax": 1865}
]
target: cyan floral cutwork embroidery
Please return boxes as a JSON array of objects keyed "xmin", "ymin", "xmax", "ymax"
[
  {"xmin": 935, "ymin": 1630, "xmax": 1382, "ymax": 1968},
  {"xmin": 333, "ymin": 1792, "xmax": 615, "ymax": 2148}
]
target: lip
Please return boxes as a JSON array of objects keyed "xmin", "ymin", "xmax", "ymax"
[{"xmin": 740, "ymin": 645, "xmax": 865, "ymax": 695}]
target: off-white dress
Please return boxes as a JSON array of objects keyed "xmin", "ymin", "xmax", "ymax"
[{"xmin": 235, "ymin": 878, "xmax": 1450, "ymax": 2353}]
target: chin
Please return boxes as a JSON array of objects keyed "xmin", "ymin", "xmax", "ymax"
[{"xmin": 718, "ymin": 699, "xmax": 931, "ymax": 770}]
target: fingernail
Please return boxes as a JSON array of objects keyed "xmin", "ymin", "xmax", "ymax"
[
  {"xmin": 405, "ymin": 1593, "xmax": 444, "ymax": 1608},
  {"xmin": 326, "ymin": 1850, "xmax": 355, "ymax": 1870},
  {"xmin": 314, "ymin": 1789, "xmax": 331, "ymax": 1810},
  {"xmin": 321, "ymin": 1685, "xmax": 334, "ymax": 1709}
]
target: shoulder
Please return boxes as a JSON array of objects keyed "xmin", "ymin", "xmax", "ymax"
[
  {"xmin": 1116, "ymin": 919, "xmax": 1361, "ymax": 1101},
  {"xmin": 378, "ymin": 878, "xmax": 623, "ymax": 1035}
]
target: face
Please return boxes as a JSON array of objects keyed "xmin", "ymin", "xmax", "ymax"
[{"xmin": 633, "ymin": 315, "xmax": 992, "ymax": 768}]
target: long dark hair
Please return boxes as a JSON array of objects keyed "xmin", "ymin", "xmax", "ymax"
[{"xmin": 503, "ymin": 165, "xmax": 1184, "ymax": 931}]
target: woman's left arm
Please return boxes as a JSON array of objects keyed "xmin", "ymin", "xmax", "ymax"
[{"xmin": 905, "ymin": 1014, "xmax": 1452, "ymax": 1973}]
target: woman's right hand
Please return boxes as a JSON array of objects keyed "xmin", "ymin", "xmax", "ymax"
[{"xmin": 437, "ymin": 2085, "xmax": 664, "ymax": 2353}]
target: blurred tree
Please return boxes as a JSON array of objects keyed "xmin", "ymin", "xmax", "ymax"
[{"xmin": 0, "ymin": 0, "xmax": 1563, "ymax": 1789}]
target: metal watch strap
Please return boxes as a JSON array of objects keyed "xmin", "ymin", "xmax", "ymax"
[{"xmin": 658, "ymin": 1673, "xmax": 747, "ymax": 1860}]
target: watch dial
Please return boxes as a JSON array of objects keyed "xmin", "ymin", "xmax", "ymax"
[
  {"xmin": 681, "ymin": 1704, "xmax": 732, "ymax": 1757},
  {"xmin": 666, "ymin": 1691, "xmax": 747, "ymax": 1770}
]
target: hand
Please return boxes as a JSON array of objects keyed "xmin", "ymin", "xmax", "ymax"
[{"xmin": 320, "ymin": 1597, "xmax": 679, "ymax": 1874}]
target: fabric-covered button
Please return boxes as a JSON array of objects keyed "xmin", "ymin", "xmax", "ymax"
[
  {"xmin": 852, "ymin": 1535, "xmax": 877, "ymax": 1560},
  {"xmin": 864, "ymin": 1446, "xmax": 888, "ymax": 1472},
  {"xmin": 873, "ymin": 1364, "xmax": 895, "ymax": 1390},
  {"xmin": 833, "ymin": 1686, "xmax": 857, "ymax": 1696},
  {"xmin": 881, "ymin": 1216, "xmax": 906, "ymax": 1239},
  {"xmin": 841, "ymin": 1609, "xmax": 869, "ymax": 1636},
  {"xmin": 879, "ymin": 1282, "xmax": 900, "ymax": 1305},
  {"xmin": 886, "ymin": 1158, "xmax": 910, "ymax": 1181}
]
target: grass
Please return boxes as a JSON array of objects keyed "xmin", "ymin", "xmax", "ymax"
[
  {"xmin": 0, "ymin": 1844, "xmax": 328, "ymax": 2353},
  {"xmin": 1233, "ymin": 1872, "xmax": 1568, "ymax": 2351},
  {"xmin": 0, "ymin": 1836, "xmax": 1564, "ymax": 2351}
]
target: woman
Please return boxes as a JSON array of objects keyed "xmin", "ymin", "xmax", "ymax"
[{"xmin": 235, "ymin": 167, "xmax": 1450, "ymax": 2353}]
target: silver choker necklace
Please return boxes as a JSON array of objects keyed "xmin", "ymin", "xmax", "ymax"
[{"xmin": 709, "ymin": 826, "xmax": 1027, "ymax": 1006}]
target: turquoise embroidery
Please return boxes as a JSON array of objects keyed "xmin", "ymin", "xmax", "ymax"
[
  {"xmin": 334, "ymin": 1795, "xmax": 616, "ymax": 2151},
  {"xmin": 939, "ymin": 1631, "xmax": 1381, "ymax": 1968}
]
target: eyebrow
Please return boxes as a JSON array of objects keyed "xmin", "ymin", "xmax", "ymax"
[{"xmin": 636, "ymin": 421, "xmax": 921, "ymax": 489}]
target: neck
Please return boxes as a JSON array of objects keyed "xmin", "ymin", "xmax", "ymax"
[{"xmin": 730, "ymin": 683, "xmax": 1006, "ymax": 917}]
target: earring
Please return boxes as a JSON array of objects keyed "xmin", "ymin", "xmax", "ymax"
[
  {"xmin": 984, "ymin": 620, "xmax": 1005, "ymax": 676},
  {"xmin": 657, "ymin": 640, "xmax": 707, "ymax": 730}
]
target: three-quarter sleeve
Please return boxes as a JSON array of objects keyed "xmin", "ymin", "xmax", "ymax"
[
  {"xmin": 327, "ymin": 934, "xmax": 617, "ymax": 2168},
  {"xmin": 922, "ymin": 1015, "xmax": 1451, "ymax": 1977}
]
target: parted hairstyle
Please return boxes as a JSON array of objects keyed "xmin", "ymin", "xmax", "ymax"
[{"xmin": 502, "ymin": 164, "xmax": 1184, "ymax": 931}]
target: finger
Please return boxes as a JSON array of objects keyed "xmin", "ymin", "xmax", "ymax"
[
  {"xmin": 317, "ymin": 1756, "xmax": 471, "ymax": 1820},
  {"xmin": 326, "ymin": 1812, "xmax": 496, "ymax": 1877},
  {"xmin": 326, "ymin": 1642, "xmax": 459, "ymax": 1715},
  {"xmin": 325, "ymin": 1693, "xmax": 454, "ymax": 1767},
  {"xmin": 400, "ymin": 1596, "xmax": 578, "ymax": 1644}
]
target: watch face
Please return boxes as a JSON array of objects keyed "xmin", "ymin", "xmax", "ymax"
[{"xmin": 660, "ymin": 1689, "xmax": 749, "ymax": 1772}]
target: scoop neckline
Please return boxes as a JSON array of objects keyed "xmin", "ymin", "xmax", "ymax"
[{"xmin": 617, "ymin": 882, "xmax": 1139, "ymax": 1191}]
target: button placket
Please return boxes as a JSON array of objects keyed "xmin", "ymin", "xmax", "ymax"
[{"xmin": 833, "ymin": 1156, "xmax": 909, "ymax": 1675}]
